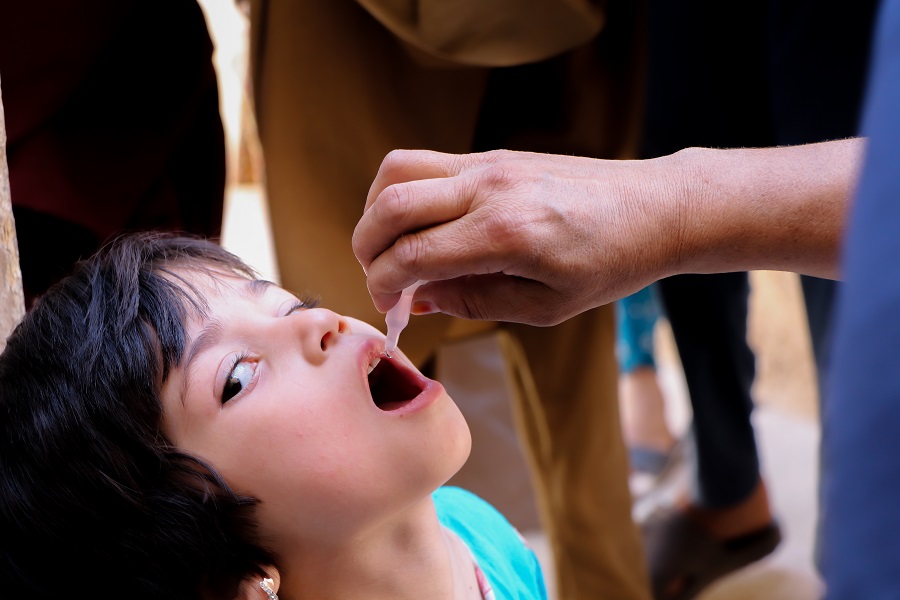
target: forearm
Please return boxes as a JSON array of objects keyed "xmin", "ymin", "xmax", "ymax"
[
  {"xmin": 664, "ymin": 138, "xmax": 863, "ymax": 280},
  {"xmin": 353, "ymin": 141, "xmax": 862, "ymax": 325}
]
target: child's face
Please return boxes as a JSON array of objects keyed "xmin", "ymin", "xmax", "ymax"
[{"xmin": 160, "ymin": 271, "xmax": 471, "ymax": 549}]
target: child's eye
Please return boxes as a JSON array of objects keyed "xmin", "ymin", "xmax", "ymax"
[
  {"xmin": 285, "ymin": 296, "xmax": 319, "ymax": 316},
  {"xmin": 222, "ymin": 357, "xmax": 256, "ymax": 403}
]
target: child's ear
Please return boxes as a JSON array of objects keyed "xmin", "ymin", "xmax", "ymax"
[{"xmin": 235, "ymin": 566, "xmax": 281, "ymax": 600}]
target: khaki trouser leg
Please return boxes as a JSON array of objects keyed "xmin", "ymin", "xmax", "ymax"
[{"xmin": 507, "ymin": 313, "xmax": 650, "ymax": 600}]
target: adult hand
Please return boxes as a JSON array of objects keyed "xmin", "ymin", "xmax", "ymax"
[
  {"xmin": 352, "ymin": 149, "xmax": 686, "ymax": 326},
  {"xmin": 354, "ymin": 140, "xmax": 856, "ymax": 325}
]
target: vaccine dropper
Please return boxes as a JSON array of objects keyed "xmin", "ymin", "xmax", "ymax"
[{"xmin": 383, "ymin": 280, "xmax": 426, "ymax": 357}]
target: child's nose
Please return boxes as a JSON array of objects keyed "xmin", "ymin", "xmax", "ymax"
[{"xmin": 294, "ymin": 308, "xmax": 349, "ymax": 362}]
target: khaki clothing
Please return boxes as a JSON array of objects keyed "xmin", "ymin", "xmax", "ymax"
[{"xmin": 248, "ymin": 1, "xmax": 649, "ymax": 598}]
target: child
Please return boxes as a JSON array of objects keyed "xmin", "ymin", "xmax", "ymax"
[{"xmin": 0, "ymin": 233, "xmax": 547, "ymax": 600}]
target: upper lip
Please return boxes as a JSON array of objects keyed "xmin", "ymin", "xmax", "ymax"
[{"xmin": 358, "ymin": 337, "xmax": 388, "ymax": 379}]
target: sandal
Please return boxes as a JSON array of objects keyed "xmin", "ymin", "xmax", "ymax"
[{"xmin": 641, "ymin": 507, "xmax": 782, "ymax": 600}]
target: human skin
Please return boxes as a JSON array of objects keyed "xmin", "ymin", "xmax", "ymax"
[
  {"xmin": 352, "ymin": 138, "xmax": 862, "ymax": 326},
  {"xmin": 159, "ymin": 271, "xmax": 478, "ymax": 600}
]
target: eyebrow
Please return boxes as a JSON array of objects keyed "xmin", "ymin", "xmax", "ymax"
[
  {"xmin": 180, "ymin": 318, "xmax": 225, "ymax": 406},
  {"xmin": 178, "ymin": 279, "xmax": 276, "ymax": 405}
]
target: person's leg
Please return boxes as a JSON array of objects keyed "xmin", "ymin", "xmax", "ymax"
[
  {"xmin": 616, "ymin": 286, "xmax": 677, "ymax": 464},
  {"xmin": 640, "ymin": 0, "xmax": 774, "ymax": 510},
  {"xmin": 650, "ymin": 274, "xmax": 778, "ymax": 600},
  {"xmin": 508, "ymin": 310, "xmax": 651, "ymax": 600},
  {"xmin": 656, "ymin": 272, "xmax": 773, "ymax": 536},
  {"xmin": 616, "ymin": 287, "xmax": 659, "ymax": 377},
  {"xmin": 799, "ymin": 276, "xmax": 838, "ymax": 398},
  {"xmin": 616, "ymin": 286, "xmax": 682, "ymax": 506},
  {"xmin": 655, "ymin": 274, "xmax": 762, "ymax": 511},
  {"xmin": 638, "ymin": 3, "xmax": 781, "ymax": 594}
]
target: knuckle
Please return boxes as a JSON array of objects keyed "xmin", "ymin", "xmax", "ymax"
[
  {"xmin": 447, "ymin": 153, "xmax": 471, "ymax": 178},
  {"xmin": 482, "ymin": 148, "xmax": 515, "ymax": 165},
  {"xmin": 478, "ymin": 161, "xmax": 517, "ymax": 190},
  {"xmin": 393, "ymin": 232, "xmax": 429, "ymax": 272},
  {"xmin": 380, "ymin": 149, "xmax": 409, "ymax": 174},
  {"xmin": 481, "ymin": 206, "xmax": 531, "ymax": 259},
  {"xmin": 382, "ymin": 183, "xmax": 414, "ymax": 220}
]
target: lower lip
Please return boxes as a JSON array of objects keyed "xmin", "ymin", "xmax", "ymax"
[{"xmin": 380, "ymin": 378, "xmax": 445, "ymax": 417}]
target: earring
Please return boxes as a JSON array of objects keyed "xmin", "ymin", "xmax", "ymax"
[{"xmin": 259, "ymin": 577, "xmax": 279, "ymax": 600}]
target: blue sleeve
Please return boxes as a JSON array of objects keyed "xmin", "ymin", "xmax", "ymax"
[
  {"xmin": 433, "ymin": 486, "xmax": 548, "ymax": 599},
  {"xmin": 822, "ymin": 1, "xmax": 900, "ymax": 598}
]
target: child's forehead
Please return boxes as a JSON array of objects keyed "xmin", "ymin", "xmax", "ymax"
[
  {"xmin": 165, "ymin": 265, "xmax": 250, "ymax": 291},
  {"xmin": 164, "ymin": 266, "xmax": 271, "ymax": 315}
]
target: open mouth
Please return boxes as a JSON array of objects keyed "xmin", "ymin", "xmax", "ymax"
[{"xmin": 366, "ymin": 356, "xmax": 424, "ymax": 411}]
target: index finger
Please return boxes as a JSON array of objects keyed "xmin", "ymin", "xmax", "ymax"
[
  {"xmin": 365, "ymin": 149, "xmax": 480, "ymax": 212},
  {"xmin": 353, "ymin": 173, "xmax": 475, "ymax": 275}
]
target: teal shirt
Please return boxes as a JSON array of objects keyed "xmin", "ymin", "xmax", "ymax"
[{"xmin": 433, "ymin": 486, "xmax": 548, "ymax": 599}]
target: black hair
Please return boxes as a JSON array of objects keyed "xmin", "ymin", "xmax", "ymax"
[{"xmin": 0, "ymin": 233, "xmax": 278, "ymax": 599}]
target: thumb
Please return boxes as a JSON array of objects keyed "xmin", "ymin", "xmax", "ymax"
[{"xmin": 418, "ymin": 275, "xmax": 570, "ymax": 327}]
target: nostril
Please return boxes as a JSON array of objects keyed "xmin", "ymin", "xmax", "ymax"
[{"xmin": 319, "ymin": 315, "xmax": 348, "ymax": 351}]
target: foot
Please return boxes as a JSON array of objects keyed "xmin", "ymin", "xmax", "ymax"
[
  {"xmin": 642, "ymin": 479, "xmax": 780, "ymax": 600},
  {"xmin": 619, "ymin": 366, "xmax": 680, "ymax": 502},
  {"xmin": 619, "ymin": 367, "xmax": 677, "ymax": 456},
  {"xmin": 687, "ymin": 478, "xmax": 774, "ymax": 540}
]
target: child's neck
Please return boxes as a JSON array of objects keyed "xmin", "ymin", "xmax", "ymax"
[{"xmin": 277, "ymin": 498, "xmax": 482, "ymax": 600}]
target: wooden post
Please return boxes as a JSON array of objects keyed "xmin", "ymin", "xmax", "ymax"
[{"xmin": 0, "ymin": 74, "xmax": 25, "ymax": 351}]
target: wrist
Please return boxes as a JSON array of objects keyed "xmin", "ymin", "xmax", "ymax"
[
  {"xmin": 656, "ymin": 141, "xmax": 854, "ymax": 279},
  {"xmin": 653, "ymin": 147, "xmax": 708, "ymax": 278}
]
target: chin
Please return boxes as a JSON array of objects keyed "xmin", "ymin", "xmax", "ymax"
[
  {"xmin": 397, "ymin": 389, "xmax": 472, "ymax": 496},
  {"xmin": 438, "ymin": 396, "xmax": 473, "ymax": 483}
]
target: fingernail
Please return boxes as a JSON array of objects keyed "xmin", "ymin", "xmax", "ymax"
[{"xmin": 411, "ymin": 301, "xmax": 439, "ymax": 315}]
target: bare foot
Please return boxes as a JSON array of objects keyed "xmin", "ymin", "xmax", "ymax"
[{"xmin": 619, "ymin": 366, "xmax": 676, "ymax": 452}]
